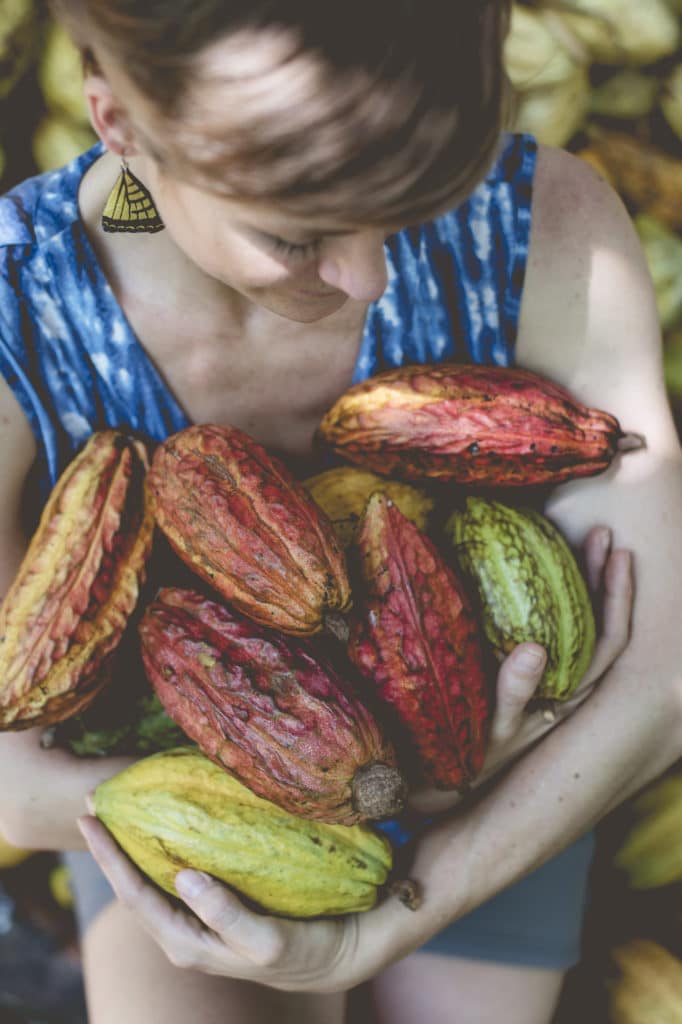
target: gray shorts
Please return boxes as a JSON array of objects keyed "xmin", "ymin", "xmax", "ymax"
[{"xmin": 63, "ymin": 829, "xmax": 594, "ymax": 970}]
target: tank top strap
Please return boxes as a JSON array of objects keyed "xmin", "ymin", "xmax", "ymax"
[{"xmin": 353, "ymin": 133, "xmax": 538, "ymax": 382}]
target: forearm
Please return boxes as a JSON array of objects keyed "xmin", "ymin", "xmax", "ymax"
[
  {"xmin": 354, "ymin": 650, "xmax": 681, "ymax": 973},
  {"xmin": 0, "ymin": 728, "xmax": 134, "ymax": 851}
]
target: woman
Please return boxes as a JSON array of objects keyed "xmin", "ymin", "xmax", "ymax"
[{"xmin": 0, "ymin": 2, "xmax": 677, "ymax": 1022}]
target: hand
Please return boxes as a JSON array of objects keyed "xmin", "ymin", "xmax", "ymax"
[
  {"xmin": 408, "ymin": 525, "xmax": 634, "ymax": 815},
  {"xmin": 76, "ymin": 812, "xmax": 423, "ymax": 993}
]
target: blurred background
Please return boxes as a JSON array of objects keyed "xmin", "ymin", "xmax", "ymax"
[{"xmin": 0, "ymin": 0, "xmax": 680, "ymax": 1021}]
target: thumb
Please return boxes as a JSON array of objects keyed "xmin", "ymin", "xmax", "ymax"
[
  {"xmin": 175, "ymin": 871, "xmax": 284, "ymax": 962},
  {"xmin": 490, "ymin": 643, "xmax": 547, "ymax": 744}
]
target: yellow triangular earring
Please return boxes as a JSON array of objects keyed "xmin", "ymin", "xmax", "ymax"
[{"xmin": 101, "ymin": 160, "xmax": 165, "ymax": 234}]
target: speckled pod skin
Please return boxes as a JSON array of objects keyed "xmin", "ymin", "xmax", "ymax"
[
  {"xmin": 148, "ymin": 425, "xmax": 352, "ymax": 636},
  {"xmin": 95, "ymin": 747, "xmax": 394, "ymax": 918},
  {"xmin": 348, "ymin": 493, "xmax": 490, "ymax": 789},
  {"xmin": 445, "ymin": 497, "xmax": 596, "ymax": 701},
  {"xmin": 139, "ymin": 587, "xmax": 406, "ymax": 824},
  {"xmin": 317, "ymin": 362, "xmax": 637, "ymax": 486},
  {"xmin": 0, "ymin": 431, "xmax": 154, "ymax": 730}
]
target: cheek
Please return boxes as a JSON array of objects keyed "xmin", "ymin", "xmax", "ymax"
[{"xmin": 152, "ymin": 186, "xmax": 294, "ymax": 289}]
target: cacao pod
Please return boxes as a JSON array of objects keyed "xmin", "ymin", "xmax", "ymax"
[
  {"xmin": 348, "ymin": 493, "xmax": 490, "ymax": 789},
  {"xmin": 303, "ymin": 466, "xmax": 433, "ymax": 548},
  {"xmin": 148, "ymin": 424, "xmax": 352, "ymax": 636},
  {"xmin": 444, "ymin": 497, "xmax": 596, "ymax": 702},
  {"xmin": 614, "ymin": 772, "xmax": 682, "ymax": 889},
  {"xmin": 609, "ymin": 941, "xmax": 682, "ymax": 1024},
  {"xmin": 0, "ymin": 431, "xmax": 154, "ymax": 730},
  {"xmin": 317, "ymin": 363, "xmax": 643, "ymax": 487},
  {"xmin": 95, "ymin": 747, "xmax": 395, "ymax": 917},
  {"xmin": 139, "ymin": 587, "xmax": 406, "ymax": 823}
]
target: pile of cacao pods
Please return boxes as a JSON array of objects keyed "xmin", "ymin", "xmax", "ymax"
[
  {"xmin": 2, "ymin": 2, "xmax": 681, "ymax": 400},
  {"xmin": 0, "ymin": 362, "xmax": 645, "ymax": 924}
]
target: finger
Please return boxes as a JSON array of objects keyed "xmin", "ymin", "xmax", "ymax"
[
  {"xmin": 175, "ymin": 871, "xmax": 287, "ymax": 966},
  {"xmin": 76, "ymin": 816, "xmax": 201, "ymax": 940},
  {"xmin": 582, "ymin": 526, "xmax": 612, "ymax": 593},
  {"xmin": 490, "ymin": 643, "xmax": 547, "ymax": 744},
  {"xmin": 581, "ymin": 548, "xmax": 633, "ymax": 688}
]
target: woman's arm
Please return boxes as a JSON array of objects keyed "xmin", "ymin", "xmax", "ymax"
[
  {"xmin": 0, "ymin": 380, "xmax": 134, "ymax": 851},
  {"xmin": 76, "ymin": 144, "xmax": 682, "ymax": 991}
]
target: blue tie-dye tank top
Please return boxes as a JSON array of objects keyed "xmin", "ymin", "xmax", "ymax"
[{"xmin": 0, "ymin": 134, "xmax": 537, "ymax": 504}]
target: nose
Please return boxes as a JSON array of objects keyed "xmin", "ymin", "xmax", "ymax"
[{"xmin": 316, "ymin": 230, "xmax": 388, "ymax": 303}]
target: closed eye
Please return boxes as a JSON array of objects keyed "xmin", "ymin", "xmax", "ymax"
[{"xmin": 267, "ymin": 234, "xmax": 322, "ymax": 261}]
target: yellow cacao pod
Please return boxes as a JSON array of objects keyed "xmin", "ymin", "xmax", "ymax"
[
  {"xmin": 303, "ymin": 467, "xmax": 433, "ymax": 548},
  {"xmin": 504, "ymin": 5, "xmax": 580, "ymax": 91},
  {"xmin": 95, "ymin": 747, "xmax": 395, "ymax": 918},
  {"xmin": 513, "ymin": 66, "xmax": 590, "ymax": 148},
  {"xmin": 614, "ymin": 773, "xmax": 682, "ymax": 889},
  {"xmin": 543, "ymin": 0, "xmax": 680, "ymax": 65},
  {"xmin": 0, "ymin": 832, "xmax": 33, "ymax": 869},
  {"xmin": 610, "ymin": 941, "xmax": 682, "ymax": 1024},
  {"xmin": 0, "ymin": 431, "xmax": 154, "ymax": 730}
]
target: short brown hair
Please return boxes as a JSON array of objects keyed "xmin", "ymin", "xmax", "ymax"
[{"xmin": 51, "ymin": 1, "xmax": 513, "ymax": 225}]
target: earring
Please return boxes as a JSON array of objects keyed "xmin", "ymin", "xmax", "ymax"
[{"xmin": 101, "ymin": 159, "xmax": 165, "ymax": 234}]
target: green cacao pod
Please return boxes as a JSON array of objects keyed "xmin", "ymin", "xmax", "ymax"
[
  {"xmin": 444, "ymin": 498, "xmax": 596, "ymax": 701},
  {"xmin": 94, "ymin": 747, "xmax": 395, "ymax": 918}
]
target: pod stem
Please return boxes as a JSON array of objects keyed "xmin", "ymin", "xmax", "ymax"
[
  {"xmin": 387, "ymin": 878, "xmax": 422, "ymax": 911},
  {"xmin": 617, "ymin": 432, "xmax": 646, "ymax": 453},
  {"xmin": 352, "ymin": 762, "xmax": 408, "ymax": 821},
  {"xmin": 323, "ymin": 611, "xmax": 351, "ymax": 646}
]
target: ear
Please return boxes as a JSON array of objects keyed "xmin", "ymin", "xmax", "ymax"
[{"xmin": 83, "ymin": 72, "xmax": 139, "ymax": 157}]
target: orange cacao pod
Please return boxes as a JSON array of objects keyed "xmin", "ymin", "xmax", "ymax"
[
  {"xmin": 147, "ymin": 425, "xmax": 352, "ymax": 636},
  {"xmin": 0, "ymin": 431, "xmax": 154, "ymax": 730},
  {"xmin": 139, "ymin": 587, "xmax": 407, "ymax": 824},
  {"xmin": 317, "ymin": 363, "xmax": 644, "ymax": 486},
  {"xmin": 348, "ymin": 493, "xmax": 490, "ymax": 789}
]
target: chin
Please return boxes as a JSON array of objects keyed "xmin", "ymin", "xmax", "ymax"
[{"xmin": 264, "ymin": 292, "xmax": 348, "ymax": 323}]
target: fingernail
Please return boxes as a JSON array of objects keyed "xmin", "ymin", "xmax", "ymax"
[
  {"xmin": 85, "ymin": 791, "xmax": 96, "ymax": 815},
  {"xmin": 515, "ymin": 646, "xmax": 546, "ymax": 672},
  {"xmin": 176, "ymin": 870, "xmax": 211, "ymax": 899}
]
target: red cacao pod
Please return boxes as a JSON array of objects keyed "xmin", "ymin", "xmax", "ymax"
[
  {"xmin": 148, "ymin": 425, "xmax": 352, "ymax": 636},
  {"xmin": 348, "ymin": 493, "xmax": 490, "ymax": 789},
  {"xmin": 139, "ymin": 587, "xmax": 407, "ymax": 824},
  {"xmin": 0, "ymin": 431, "xmax": 154, "ymax": 730},
  {"xmin": 317, "ymin": 362, "xmax": 644, "ymax": 486}
]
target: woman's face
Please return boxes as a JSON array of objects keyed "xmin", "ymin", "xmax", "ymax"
[{"xmin": 141, "ymin": 162, "xmax": 392, "ymax": 323}]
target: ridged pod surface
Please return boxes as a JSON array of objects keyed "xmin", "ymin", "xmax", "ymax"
[
  {"xmin": 148, "ymin": 425, "xmax": 352, "ymax": 635},
  {"xmin": 348, "ymin": 493, "xmax": 490, "ymax": 789},
  {"xmin": 303, "ymin": 466, "xmax": 434, "ymax": 548},
  {"xmin": 445, "ymin": 497, "xmax": 596, "ymax": 701},
  {"xmin": 139, "ymin": 588, "xmax": 406, "ymax": 824},
  {"xmin": 0, "ymin": 431, "xmax": 154, "ymax": 730},
  {"xmin": 317, "ymin": 363, "xmax": 642, "ymax": 486},
  {"xmin": 95, "ymin": 747, "xmax": 394, "ymax": 918}
]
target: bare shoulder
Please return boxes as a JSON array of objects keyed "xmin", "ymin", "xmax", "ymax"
[{"xmin": 516, "ymin": 143, "xmax": 660, "ymax": 405}]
